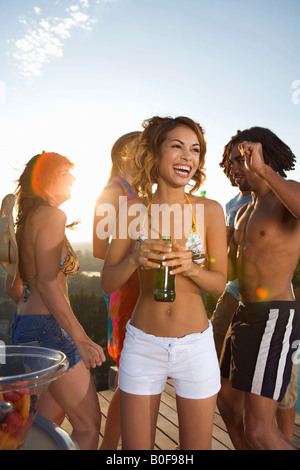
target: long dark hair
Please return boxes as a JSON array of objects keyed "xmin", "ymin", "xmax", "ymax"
[
  {"xmin": 15, "ymin": 151, "xmax": 74, "ymax": 230},
  {"xmin": 220, "ymin": 127, "xmax": 296, "ymax": 177}
]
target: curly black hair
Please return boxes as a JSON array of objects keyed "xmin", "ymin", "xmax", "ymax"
[{"xmin": 220, "ymin": 127, "xmax": 296, "ymax": 178}]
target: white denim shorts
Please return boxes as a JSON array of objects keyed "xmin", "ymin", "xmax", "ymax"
[{"xmin": 119, "ymin": 320, "xmax": 220, "ymax": 399}]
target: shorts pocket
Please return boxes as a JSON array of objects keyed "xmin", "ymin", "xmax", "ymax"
[
  {"xmin": 11, "ymin": 316, "xmax": 55, "ymax": 347},
  {"xmin": 14, "ymin": 339, "xmax": 41, "ymax": 347},
  {"xmin": 12, "ymin": 330, "xmax": 44, "ymax": 346}
]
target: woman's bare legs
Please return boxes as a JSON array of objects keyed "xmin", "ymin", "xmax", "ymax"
[
  {"xmin": 99, "ymin": 386, "xmax": 121, "ymax": 449},
  {"xmin": 120, "ymin": 390, "xmax": 161, "ymax": 450},
  {"xmin": 38, "ymin": 360, "xmax": 101, "ymax": 450},
  {"xmin": 120, "ymin": 390, "xmax": 217, "ymax": 450},
  {"xmin": 37, "ymin": 389, "xmax": 65, "ymax": 426},
  {"xmin": 176, "ymin": 393, "xmax": 217, "ymax": 450}
]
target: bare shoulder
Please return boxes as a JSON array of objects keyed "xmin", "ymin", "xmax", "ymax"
[
  {"xmin": 286, "ymin": 179, "xmax": 300, "ymax": 187},
  {"xmin": 35, "ymin": 205, "xmax": 67, "ymax": 228},
  {"xmin": 95, "ymin": 180, "xmax": 124, "ymax": 205},
  {"xmin": 190, "ymin": 194, "xmax": 224, "ymax": 215}
]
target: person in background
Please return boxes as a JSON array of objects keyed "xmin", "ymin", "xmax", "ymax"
[
  {"xmin": 93, "ymin": 131, "xmax": 141, "ymax": 449},
  {"xmin": 218, "ymin": 127, "xmax": 300, "ymax": 450},
  {"xmin": 101, "ymin": 116, "xmax": 227, "ymax": 450},
  {"xmin": 211, "ymin": 173, "xmax": 252, "ymax": 359},
  {"xmin": 6, "ymin": 151, "xmax": 106, "ymax": 450}
]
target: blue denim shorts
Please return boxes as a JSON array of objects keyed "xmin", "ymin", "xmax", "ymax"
[{"xmin": 11, "ymin": 314, "xmax": 82, "ymax": 369}]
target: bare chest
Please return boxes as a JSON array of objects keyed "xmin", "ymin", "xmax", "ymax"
[{"xmin": 234, "ymin": 198, "xmax": 300, "ymax": 254}]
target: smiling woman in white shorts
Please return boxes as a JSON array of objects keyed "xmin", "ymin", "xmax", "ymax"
[{"xmin": 101, "ymin": 116, "xmax": 227, "ymax": 450}]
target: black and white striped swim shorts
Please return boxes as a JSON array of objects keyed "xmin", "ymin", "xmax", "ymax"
[{"xmin": 220, "ymin": 301, "xmax": 300, "ymax": 402}]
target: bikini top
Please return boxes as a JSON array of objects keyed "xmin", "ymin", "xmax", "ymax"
[
  {"xmin": 137, "ymin": 194, "xmax": 206, "ymax": 267},
  {"xmin": 22, "ymin": 240, "xmax": 80, "ymax": 301},
  {"xmin": 59, "ymin": 241, "xmax": 80, "ymax": 275}
]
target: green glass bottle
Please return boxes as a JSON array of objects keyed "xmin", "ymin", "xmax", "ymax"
[{"xmin": 154, "ymin": 236, "xmax": 176, "ymax": 302}]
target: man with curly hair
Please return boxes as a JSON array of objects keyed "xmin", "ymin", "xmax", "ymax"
[{"xmin": 217, "ymin": 127, "xmax": 300, "ymax": 450}]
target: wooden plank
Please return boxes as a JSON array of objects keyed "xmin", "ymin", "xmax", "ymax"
[
  {"xmin": 292, "ymin": 435, "xmax": 300, "ymax": 449},
  {"xmin": 156, "ymin": 412, "xmax": 178, "ymax": 444},
  {"xmin": 61, "ymin": 383, "xmax": 300, "ymax": 450},
  {"xmin": 164, "ymin": 380, "xmax": 176, "ymax": 398},
  {"xmin": 212, "ymin": 423, "xmax": 234, "ymax": 450},
  {"xmin": 158, "ymin": 398, "xmax": 179, "ymax": 426},
  {"xmin": 160, "ymin": 388, "xmax": 177, "ymax": 410},
  {"xmin": 100, "ymin": 388, "xmax": 114, "ymax": 403},
  {"xmin": 293, "ymin": 423, "xmax": 300, "ymax": 438},
  {"xmin": 61, "ymin": 416, "xmax": 73, "ymax": 435}
]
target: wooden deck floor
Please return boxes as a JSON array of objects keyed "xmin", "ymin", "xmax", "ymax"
[{"xmin": 61, "ymin": 376, "xmax": 300, "ymax": 450}]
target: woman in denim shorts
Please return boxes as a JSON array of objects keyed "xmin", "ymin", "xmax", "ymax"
[
  {"xmin": 101, "ymin": 116, "xmax": 227, "ymax": 449},
  {"xmin": 11, "ymin": 314, "xmax": 82, "ymax": 368},
  {"xmin": 6, "ymin": 152, "xmax": 105, "ymax": 450}
]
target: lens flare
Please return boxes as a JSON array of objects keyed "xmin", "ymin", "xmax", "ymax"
[
  {"xmin": 31, "ymin": 152, "xmax": 48, "ymax": 197},
  {"xmin": 256, "ymin": 286, "xmax": 271, "ymax": 301},
  {"xmin": 30, "ymin": 152, "xmax": 74, "ymax": 197}
]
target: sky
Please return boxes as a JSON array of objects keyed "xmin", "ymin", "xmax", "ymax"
[{"xmin": 0, "ymin": 0, "xmax": 299, "ymax": 242}]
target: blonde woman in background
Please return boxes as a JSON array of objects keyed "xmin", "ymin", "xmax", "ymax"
[{"xmin": 93, "ymin": 132, "xmax": 141, "ymax": 449}]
